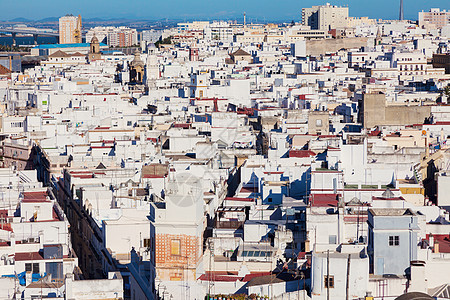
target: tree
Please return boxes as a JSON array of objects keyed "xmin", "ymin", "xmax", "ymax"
[
  {"xmin": 155, "ymin": 36, "xmax": 172, "ymax": 48},
  {"xmin": 444, "ymin": 85, "xmax": 450, "ymax": 98}
]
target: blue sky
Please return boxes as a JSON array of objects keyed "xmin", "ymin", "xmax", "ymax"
[{"xmin": 1, "ymin": 0, "xmax": 449, "ymax": 21}]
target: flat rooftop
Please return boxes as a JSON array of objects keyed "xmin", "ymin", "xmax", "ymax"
[{"xmin": 369, "ymin": 208, "xmax": 417, "ymax": 216}]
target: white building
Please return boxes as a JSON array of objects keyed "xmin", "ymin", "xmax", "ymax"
[{"xmin": 86, "ymin": 26, "xmax": 138, "ymax": 47}]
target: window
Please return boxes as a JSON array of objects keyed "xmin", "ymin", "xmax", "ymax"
[
  {"xmin": 11, "ymin": 122, "xmax": 23, "ymax": 128},
  {"xmin": 25, "ymin": 263, "xmax": 40, "ymax": 274},
  {"xmin": 389, "ymin": 235, "xmax": 399, "ymax": 246},
  {"xmin": 127, "ymin": 121, "xmax": 132, "ymax": 126},
  {"xmin": 324, "ymin": 275, "xmax": 334, "ymax": 288},
  {"xmin": 316, "ymin": 119, "xmax": 323, "ymax": 127},
  {"xmin": 329, "ymin": 235, "xmax": 337, "ymax": 244},
  {"xmin": 169, "ymin": 271, "xmax": 182, "ymax": 281},
  {"xmin": 143, "ymin": 238, "xmax": 151, "ymax": 248},
  {"xmin": 170, "ymin": 239, "xmax": 181, "ymax": 256}
]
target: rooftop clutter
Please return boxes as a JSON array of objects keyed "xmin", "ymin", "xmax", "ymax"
[{"xmin": 0, "ymin": 10, "xmax": 450, "ymax": 300}]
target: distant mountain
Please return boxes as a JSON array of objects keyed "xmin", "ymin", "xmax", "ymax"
[
  {"xmin": 84, "ymin": 18, "xmax": 106, "ymax": 22},
  {"xmin": 37, "ymin": 17, "xmax": 59, "ymax": 22},
  {"xmin": 9, "ymin": 17, "xmax": 33, "ymax": 22}
]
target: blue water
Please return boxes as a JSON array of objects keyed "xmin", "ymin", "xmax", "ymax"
[{"xmin": 0, "ymin": 36, "xmax": 58, "ymax": 46}]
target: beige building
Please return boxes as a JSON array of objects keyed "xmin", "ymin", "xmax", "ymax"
[
  {"xmin": 59, "ymin": 14, "xmax": 82, "ymax": 44},
  {"xmin": 308, "ymin": 111, "xmax": 330, "ymax": 135},
  {"xmin": 41, "ymin": 50, "xmax": 86, "ymax": 67},
  {"xmin": 418, "ymin": 8, "xmax": 450, "ymax": 29},
  {"xmin": 433, "ymin": 53, "xmax": 450, "ymax": 74},
  {"xmin": 359, "ymin": 93, "xmax": 431, "ymax": 128},
  {"xmin": 86, "ymin": 26, "xmax": 138, "ymax": 47},
  {"xmin": 229, "ymin": 49, "xmax": 253, "ymax": 64},
  {"xmin": 302, "ymin": 3, "xmax": 349, "ymax": 31},
  {"xmin": 346, "ymin": 17, "xmax": 378, "ymax": 27},
  {"xmin": 0, "ymin": 142, "xmax": 34, "ymax": 170}
]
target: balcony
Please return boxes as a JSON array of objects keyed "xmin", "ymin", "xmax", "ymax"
[{"xmin": 215, "ymin": 220, "xmax": 244, "ymax": 229}]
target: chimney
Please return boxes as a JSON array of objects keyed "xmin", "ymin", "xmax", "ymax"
[
  {"xmin": 39, "ymin": 230, "xmax": 44, "ymax": 250},
  {"xmin": 10, "ymin": 232, "xmax": 15, "ymax": 253},
  {"xmin": 434, "ymin": 242, "xmax": 440, "ymax": 254},
  {"xmin": 409, "ymin": 261, "xmax": 427, "ymax": 292},
  {"xmin": 65, "ymin": 273, "xmax": 74, "ymax": 299},
  {"xmin": 365, "ymin": 292, "xmax": 374, "ymax": 300},
  {"xmin": 304, "ymin": 239, "xmax": 310, "ymax": 252}
]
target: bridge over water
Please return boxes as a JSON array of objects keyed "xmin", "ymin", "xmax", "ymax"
[{"xmin": 0, "ymin": 27, "xmax": 59, "ymax": 45}]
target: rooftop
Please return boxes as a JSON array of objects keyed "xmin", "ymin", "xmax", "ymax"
[
  {"xmin": 310, "ymin": 193, "xmax": 339, "ymax": 207},
  {"xmin": 369, "ymin": 208, "xmax": 417, "ymax": 217}
]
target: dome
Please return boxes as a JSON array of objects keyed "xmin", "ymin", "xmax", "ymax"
[
  {"xmin": 394, "ymin": 292, "xmax": 433, "ymax": 300},
  {"xmin": 90, "ymin": 35, "xmax": 99, "ymax": 44},
  {"xmin": 130, "ymin": 49, "xmax": 144, "ymax": 67}
]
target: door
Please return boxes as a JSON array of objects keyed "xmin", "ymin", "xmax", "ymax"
[{"xmin": 376, "ymin": 257, "xmax": 384, "ymax": 275}]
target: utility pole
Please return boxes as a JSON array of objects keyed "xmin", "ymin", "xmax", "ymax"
[
  {"xmin": 356, "ymin": 205, "xmax": 360, "ymax": 243},
  {"xmin": 327, "ymin": 250, "xmax": 330, "ymax": 300},
  {"xmin": 346, "ymin": 254, "xmax": 351, "ymax": 300}
]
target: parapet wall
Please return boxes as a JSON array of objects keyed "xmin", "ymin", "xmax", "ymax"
[{"xmin": 306, "ymin": 37, "xmax": 370, "ymax": 56}]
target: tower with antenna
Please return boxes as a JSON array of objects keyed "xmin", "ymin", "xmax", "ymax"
[{"xmin": 399, "ymin": 0, "xmax": 404, "ymax": 21}]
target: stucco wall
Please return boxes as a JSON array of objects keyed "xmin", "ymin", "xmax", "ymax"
[
  {"xmin": 362, "ymin": 93, "xmax": 431, "ymax": 128},
  {"xmin": 306, "ymin": 37, "xmax": 369, "ymax": 56}
]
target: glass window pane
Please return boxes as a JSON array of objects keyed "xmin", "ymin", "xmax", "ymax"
[{"xmin": 170, "ymin": 239, "xmax": 181, "ymax": 256}]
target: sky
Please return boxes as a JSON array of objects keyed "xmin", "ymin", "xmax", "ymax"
[{"xmin": 0, "ymin": 0, "xmax": 449, "ymax": 22}]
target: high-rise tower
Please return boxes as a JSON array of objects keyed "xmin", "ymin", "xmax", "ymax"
[
  {"xmin": 399, "ymin": 0, "xmax": 404, "ymax": 20},
  {"xmin": 59, "ymin": 14, "xmax": 82, "ymax": 44}
]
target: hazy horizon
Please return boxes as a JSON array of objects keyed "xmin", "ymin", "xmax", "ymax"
[{"xmin": 1, "ymin": 0, "xmax": 449, "ymax": 23}]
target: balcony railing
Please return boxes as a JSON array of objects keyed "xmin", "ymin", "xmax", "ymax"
[{"xmin": 215, "ymin": 220, "xmax": 244, "ymax": 229}]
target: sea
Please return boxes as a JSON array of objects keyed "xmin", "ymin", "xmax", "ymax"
[{"xmin": 0, "ymin": 36, "xmax": 58, "ymax": 46}]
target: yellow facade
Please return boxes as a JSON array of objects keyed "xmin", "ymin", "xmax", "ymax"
[
  {"xmin": 59, "ymin": 14, "xmax": 82, "ymax": 44},
  {"xmin": 400, "ymin": 187, "xmax": 425, "ymax": 195}
]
